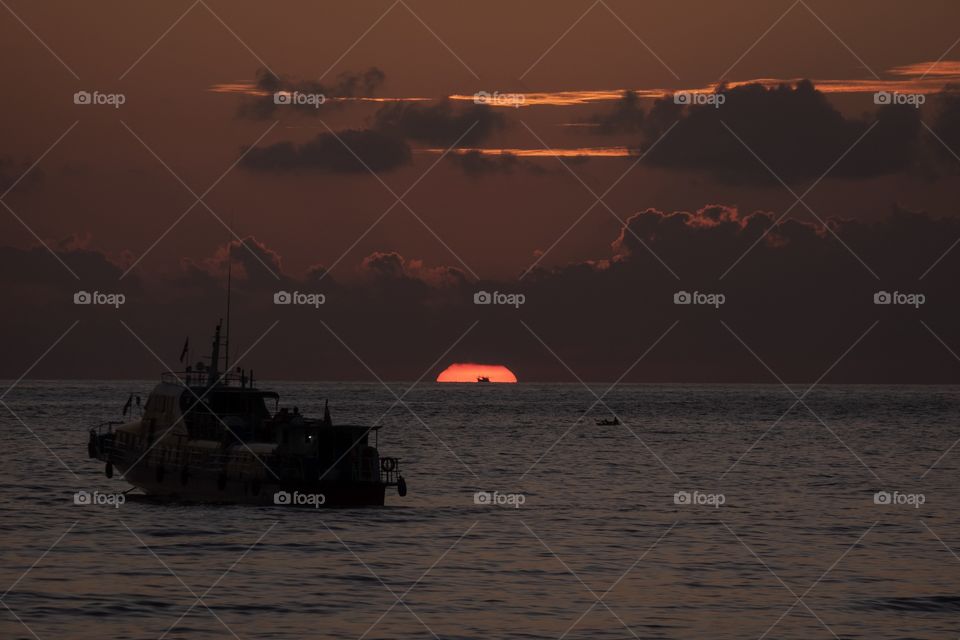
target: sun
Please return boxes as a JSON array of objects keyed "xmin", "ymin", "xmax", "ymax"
[{"xmin": 436, "ymin": 363, "xmax": 518, "ymax": 383}]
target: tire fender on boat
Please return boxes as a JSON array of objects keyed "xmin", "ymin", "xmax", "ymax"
[{"xmin": 397, "ymin": 475, "xmax": 407, "ymax": 497}]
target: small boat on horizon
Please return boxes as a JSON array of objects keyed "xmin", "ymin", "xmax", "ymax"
[
  {"xmin": 86, "ymin": 320, "xmax": 406, "ymax": 507},
  {"xmin": 595, "ymin": 417, "xmax": 620, "ymax": 426},
  {"xmin": 476, "ymin": 376, "xmax": 491, "ymax": 383}
]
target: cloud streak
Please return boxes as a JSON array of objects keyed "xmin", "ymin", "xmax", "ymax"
[{"xmin": 236, "ymin": 67, "xmax": 387, "ymax": 119}]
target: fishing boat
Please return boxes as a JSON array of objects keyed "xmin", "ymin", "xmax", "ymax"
[
  {"xmin": 86, "ymin": 320, "xmax": 406, "ymax": 507},
  {"xmin": 476, "ymin": 376, "xmax": 490, "ymax": 383}
]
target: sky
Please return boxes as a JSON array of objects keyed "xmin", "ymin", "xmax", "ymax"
[{"xmin": 3, "ymin": 0, "xmax": 960, "ymax": 382}]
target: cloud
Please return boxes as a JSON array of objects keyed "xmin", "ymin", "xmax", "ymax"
[
  {"xmin": 239, "ymin": 67, "xmax": 386, "ymax": 119},
  {"xmin": 512, "ymin": 204, "xmax": 960, "ymax": 381},
  {"xmin": 930, "ymin": 85, "xmax": 960, "ymax": 165},
  {"xmin": 360, "ymin": 250, "xmax": 468, "ymax": 286},
  {"xmin": 447, "ymin": 150, "xmax": 520, "ymax": 176},
  {"xmin": 586, "ymin": 203, "xmax": 957, "ymax": 282},
  {"xmin": 179, "ymin": 236, "xmax": 287, "ymax": 290},
  {"xmin": 359, "ymin": 250, "xmax": 406, "ymax": 279},
  {"xmin": 584, "ymin": 90, "xmax": 645, "ymax": 134},
  {"xmin": 372, "ymin": 99, "xmax": 505, "ymax": 147},
  {"xmin": 240, "ymin": 129, "xmax": 411, "ymax": 173},
  {"xmin": 331, "ymin": 67, "xmax": 387, "ymax": 97},
  {"xmin": 4, "ymin": 206, "xmax": 960, "ymax": 382},
  {"xmin": 239, "ymin": 99, "xmax": 511, "ymax": 175},
  {"xmin": 0, "ymin": 241, "xmax": 129, "ymax": 288},
  {"xmin": 633, "ymin": 81, "xmax": 922, "ymax": 184}
]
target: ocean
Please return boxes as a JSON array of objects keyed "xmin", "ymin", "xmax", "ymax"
[{"xmin": 1, "ymin": 381, "xmax": 958, "ymax": 639}]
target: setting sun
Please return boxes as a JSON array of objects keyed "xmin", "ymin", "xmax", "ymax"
[{"xmin": 436, "ymin": 363, "xmax": 518, "ymax": 383}]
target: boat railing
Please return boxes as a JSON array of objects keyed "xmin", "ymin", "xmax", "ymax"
[
  {"xmin": 160, "ymin": 370, "xmax": 247, "ymax": 387},
  {"xmin": 93, "ymin": 421, "xmax": 122, "ymax": 435},
  {"xmin": 97, "ymin": 427, "xmax": 401, "ymax": 485}
]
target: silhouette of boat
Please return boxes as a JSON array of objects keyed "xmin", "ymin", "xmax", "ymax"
[
  {"xmin": 86, "ymin": 320, "xmax": 406, "ymax": 507},
  {"xmin": 595, "ymin": 417, "xmax": 620, "ymax": 426},
  {"xmin": 477, "ymin": 376, "xmax": 491, "ymax": 383}
]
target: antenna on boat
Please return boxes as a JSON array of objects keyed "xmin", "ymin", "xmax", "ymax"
[
  {"xmin": 209, "ymin": 321, "xmax": 222, "ymax": 387},
  {"xmin": 224, "ymin": 240, "xmax": 233, "ymax": 374}
]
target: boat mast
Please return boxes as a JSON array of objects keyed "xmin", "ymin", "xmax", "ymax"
[{"xmin": 224, "ymin": 241, "xmax": 232, "ymax": 374}]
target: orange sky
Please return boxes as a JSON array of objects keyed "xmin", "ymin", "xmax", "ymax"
[
  {"xmin": 3, "ymin": 1, "xmax": 960, "ymax": 279},
  {"xmin": 3, "ymin": 1, "xmax": 960, "ymax": 381}
]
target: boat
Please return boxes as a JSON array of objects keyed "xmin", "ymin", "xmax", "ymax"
[
  {"xmin": 86, "ymin": 320, "xmax": 406, "ymax": 507},
  {"xmin": 477, "ymin": 376, "xmax": 490, "ymax": 383},
  {"xmin": 595, "ymin": 417, "xmax": 620, "ymax": 426}
]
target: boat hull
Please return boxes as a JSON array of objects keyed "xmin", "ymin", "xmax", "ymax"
[{"xmin": 111, "ymin": 458, "xmax": 388, "ymax": 507}]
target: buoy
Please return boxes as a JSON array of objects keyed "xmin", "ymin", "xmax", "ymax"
[
  {"xmin": 381, "ymin": 457, "xmax": 397, "ymax": 472},
  {"xmin": 397, "ymin": 475, "xmax": 407, "ymax": 497},
  {"xmin": 105, "ymin": 462, "xmax": 113, "ymax": 479}
]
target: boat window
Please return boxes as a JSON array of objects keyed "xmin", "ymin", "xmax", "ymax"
[{"xmin": 184, "ymin": 391, "xmax": 270, "ymax": 418}]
